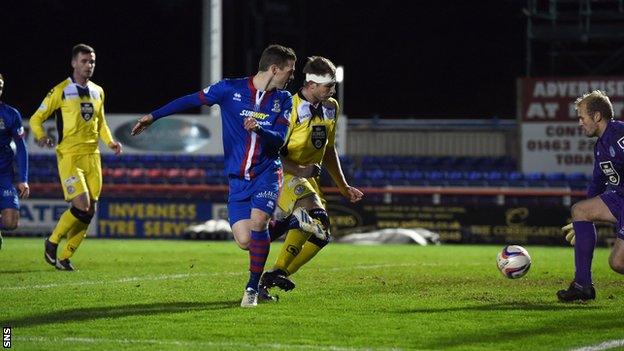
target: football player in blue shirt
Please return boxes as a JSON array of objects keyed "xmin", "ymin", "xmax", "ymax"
[
  {"xmin": 559, "ymin": 90, "xmax": 624, "ymax": 302},
  {"xmin": 132, "ymin": 44, "xmax": 304, "ymax": 307},
  {"xmin": 0, "ymin": 73, "xmax": 30, "ymax": 249}
]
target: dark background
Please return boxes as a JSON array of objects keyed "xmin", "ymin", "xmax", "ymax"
[{"xmin": 2, "ymin": 1, "xmax": 529, "ymax": 119}]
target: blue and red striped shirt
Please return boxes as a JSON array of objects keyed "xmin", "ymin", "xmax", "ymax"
[{"xmin": 151, "ymin": 77, "xmax": 292, "ymax": 180}]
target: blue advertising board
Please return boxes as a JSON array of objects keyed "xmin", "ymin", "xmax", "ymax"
[{"xmin": 97, "ymin": 198, "xmax": 213, "ymax": 238}]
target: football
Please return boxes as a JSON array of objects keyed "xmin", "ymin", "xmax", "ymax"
[{"xmin": 496, "ymin": 245, "xmax": 531, "ymax": 279}]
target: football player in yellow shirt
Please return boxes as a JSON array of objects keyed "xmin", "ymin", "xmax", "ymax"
[
  {"xmin": 30, "ymin": 44, "xmax": 123, "ymax": 271},
  {"xmin": 260, "ymin": 56, "xmax": 363, "ymax": 298}
]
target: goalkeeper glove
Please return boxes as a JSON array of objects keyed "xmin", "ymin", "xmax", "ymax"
[{"xmin": 562, "ymin": 223, "xmax": 575, "ymax": 245}]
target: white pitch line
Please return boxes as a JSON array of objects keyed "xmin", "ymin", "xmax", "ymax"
[
  {"xmin": 569, "ymin": 339, "xmax": 624, "ymax": 351},
  {"xmin": 2, "ymin": 262, "xmax": 474, "ymax": 292},
  {"xmin": 1, "ymin": 271, "xmax": 241, "ymax": 291},
  {"xmin": 18, "ymin": 335, "xmax": 404, "ymax": 351}
]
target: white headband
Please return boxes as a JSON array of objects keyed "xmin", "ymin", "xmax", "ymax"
[{"xmin": 306, "ymin": 73, "xmax": 336, "ymax": 84}]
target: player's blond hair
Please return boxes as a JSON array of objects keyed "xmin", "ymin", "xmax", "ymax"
[{"xmin": 575, "ymin": 90, "xmax": 614, "ymax": 120}]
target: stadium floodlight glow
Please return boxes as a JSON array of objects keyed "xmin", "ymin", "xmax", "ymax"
[{"xmin": 336, "ymin": 66, "xmax": 344, "ymax": 83}]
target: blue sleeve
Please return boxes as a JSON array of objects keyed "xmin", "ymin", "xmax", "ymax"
[
  {"xmin": 199, "ymin": 80, "xmax": 227, "ymax": 105},
  {"xmin": 10, "ymin": 110, "xmax": 28, "ymax": 183},
  {"xmin": 14, "ymin": 137, "xmax": 28, "ymax": 183},
  {"xmin": 151, "ymin": 81, "xmax": 228, "ymax": 121},
  {"xmin": 151, "ymin": 93, "xmax": 203, "ymax": 121},
  {"xmin": 255, "ymin": 94, "xmax": 292, "ymax": 154}
]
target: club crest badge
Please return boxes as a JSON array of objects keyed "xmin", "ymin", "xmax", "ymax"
[
  {"xmin": 600, "ymin": 161, "xmax": 620, "ymax": 185},
  {"xmin": 271, "ymin": 100, "xmax": 281, "ymax": 113},
  {"xmin": 80, "ymin": 102, "xmax": 94, "ymax": 121},
  {"xmin": 311, "ymin": 125, "xmax": 327, "ymax": 150}
]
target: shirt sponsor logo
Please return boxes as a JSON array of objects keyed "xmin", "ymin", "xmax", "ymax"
[
  {"xmin": 239, "ymin": 110, "xmax": 270, "ymax": 120},
  {"xmin": 600, "ymin": 161, "xmax": 620, "ymax": 185},
  {"xmin": 0, "ymin": 119, "xmax": 5, "ymax": 130},
  {"xmin": 233, "ymin": 93, "xmax": 241, "ymax": 101},
  {"xmin": 3, "ymin": 189, "xmax": 15, "ymax": 197}
]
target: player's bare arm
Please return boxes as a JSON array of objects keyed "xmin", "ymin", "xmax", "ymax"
[
  {"xmin": 323, "ymin": 145, "xmax": 363, "ymax": 202},
  {"xmin": 131, "ymin": 114, "xmax": 154, "ymax": 136}
]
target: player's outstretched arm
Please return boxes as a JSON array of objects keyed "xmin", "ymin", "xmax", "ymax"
[
  {"xmin": 132, "ymin": 93, "xmax": 204, "ymax": 136},
  {"xmin": 131, "ymin": 114, "xmax": 154, "ymax": 136}
]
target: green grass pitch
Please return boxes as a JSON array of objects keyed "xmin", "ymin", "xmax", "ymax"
[{"xmin": 1, "ymin": 238, "xmax": 623, "ymax": 351}]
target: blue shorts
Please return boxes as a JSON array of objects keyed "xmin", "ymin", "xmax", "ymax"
[
  {"xmin": 227, "ymin": 168, "xmax": 282, "ymax": 226},
  {"xmin": 0, "ymin": 174, "xmax": 19, "ymax": 211},
  {"xmin": 600, "ymin": 188, "xmax": 624, "ymax": 239}
]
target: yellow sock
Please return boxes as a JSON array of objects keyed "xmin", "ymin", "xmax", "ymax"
[
  {"xmin": 286, "ymin": 241, "xmax": 324, "ymax": 276},
  {"xmin": 49, "ymin": 209, "xmax": 80, "ymax": 244},
  {"xmin": 273, "ymin": 229, "xmax": 310, "ymax": 273},
  {"xmin": 58, "ymin": 222, "xmax": 88, "ymax": 260}
]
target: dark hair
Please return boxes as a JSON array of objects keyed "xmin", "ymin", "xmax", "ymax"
[
  {"xmin": 258, "ymin": 44, "xmax": 296, "ymax": 71},
  {"xmin": 575, "ymin": 90, "xmax": 614, "ymax": 120},
  {"xmin": 72, "ymin": 43, "xmax": 95, "ymax": 59},
  {"xmin": 303, "ymin": 56, "xmax": 336, "ymax": 79}
]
